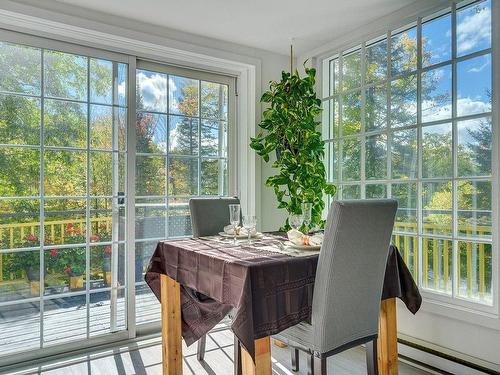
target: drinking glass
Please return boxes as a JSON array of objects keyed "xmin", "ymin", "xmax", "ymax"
[
  {"xmin": 228, "ymin": 204, "xmax": 241, "ymax": 244},
  {"xmin": 302, "ymin": 202, "xmax": 312, "ymax": 232},
  {"xmin": 243, "ymin": 215, "xmax": 257, "ymax": 244},
  {"xmin": 289, "ymin": 214, "xmax": 303, "ymax": 231}
]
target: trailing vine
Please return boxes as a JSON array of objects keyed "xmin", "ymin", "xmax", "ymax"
[{"xmin": 250, "ymin": 65, "xmax": 336, "ymax": 231}]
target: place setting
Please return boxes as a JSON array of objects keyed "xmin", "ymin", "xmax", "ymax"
[{"xmin": 209, "ymin": 204, "xmax": 263, "ymax": 244}]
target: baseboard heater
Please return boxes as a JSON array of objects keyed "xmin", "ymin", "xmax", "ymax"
[{"xmin": 398, "ymin": 338, "xmax": 500, "ymax": 375}]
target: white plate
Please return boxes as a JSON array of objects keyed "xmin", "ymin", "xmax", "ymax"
[
  {"xmin": 288, "ymin": 242, "xmax": 321, "ymax": 251},
  {"xmin": 219, "ymin": 232, "xmax": 263, "ymax": 239}
]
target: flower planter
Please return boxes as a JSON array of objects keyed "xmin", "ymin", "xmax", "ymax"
[
  {"xmin": 26, "ymin": 268, "xmax": 40, "ymax": 296},
  {"xmin": 69, "ymin": 275, "xmax": 84, "ymax": 289},
  {"xmin": 29, "ymin": 281, "xmax": 40, "ymax": 295},
  {"xmin": 103, "ymin": 272, "xmax": 112, "ymax": 286}
]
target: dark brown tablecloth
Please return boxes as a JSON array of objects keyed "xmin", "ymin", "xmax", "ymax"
[{"xmin": 145, "ymin": 235, "xmax": 421, "ymax": 359}]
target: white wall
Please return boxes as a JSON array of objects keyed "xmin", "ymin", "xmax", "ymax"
[
  {"xmin": 298, "ymin": 0, "xmax": 500, "ymax": 371},
  {"xmin": 259, "ymin": 57, "xmax": 291, "ymax": 232}
]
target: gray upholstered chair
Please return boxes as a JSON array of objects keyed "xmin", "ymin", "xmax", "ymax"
[
  {"xmin": 189, "ymin": 197, "xmax": 241, "ymax": 374},
  {"xmin": 274, "ymin": 199, "xmax": 398, "ymax": 375}
]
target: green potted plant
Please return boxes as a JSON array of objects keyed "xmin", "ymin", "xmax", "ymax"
[
  {"xmin": 54, "ymin": 224, "xmax": 87, "ymax": 289},
  {"xmin": 58, "ymin": 247, "xmax": 86, "ymax": 289},
  {"xmin": 250, "ymin": 65, "xmax": 336, "ymax": 231},
  {"xmin": 7, "ymin": 234, "xmax": 41, "ymax": 296},
  {"xmin": 89, "ymin": 224, "xmax": 112, "ymax": 286}
]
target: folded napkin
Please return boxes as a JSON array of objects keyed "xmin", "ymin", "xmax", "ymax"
[
  {"xmin": 223, "ymin": 225, "xmax": 257, "ymax": 236},
  {"xmin": 287, "ymin": 229, "xmax": 323, "ymax": 246}
]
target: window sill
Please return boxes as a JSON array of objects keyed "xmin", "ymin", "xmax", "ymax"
[{"xmin": 397, "ymin": 294, "xmax": 500, "ymax": 331}]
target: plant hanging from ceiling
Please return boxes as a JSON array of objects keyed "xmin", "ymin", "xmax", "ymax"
[{"xmin": 250, "ymin": 62, "xmax": 336, "ymax": 231}]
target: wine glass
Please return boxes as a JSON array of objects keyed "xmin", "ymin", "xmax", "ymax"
[
  {"xmin": 243, "ymin": 215, "xmax": 257, "ymax": 244},
  {"xmin": 228, "ymin": 204, "xmax": 241, "ymax": 244},
  {"xmin": 302, "ymin": 203, "xmax": 312, "ymax": 232},
  {"xmin": 289, "ymin": 214, "xmax": 303, "ymax": 232}
]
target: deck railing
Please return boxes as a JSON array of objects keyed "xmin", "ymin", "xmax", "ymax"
[
  {"xmin": 393, "ymin": 221, "xmax": 491, "ymax": 300},
  {"xmin": 0, "ymin": 217, "xmax": 112, "ymax": 281},
  {"xmin": 1, "ymin": 219, "xmax": 491, "ymax": 300}
]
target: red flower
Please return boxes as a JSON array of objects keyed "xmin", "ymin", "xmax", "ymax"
[
  {"xmin": 104, "ymin": 246, "xmax": 112, "ymax": 254},
  {"xmin": 50, "ymin": 249, "xmax": 58, "ymax": 257},
  {"xmin": 63, "ymin": 267, "xmax": 72, "ymax": 275},
  {"xmin": 25, "ymin": 234, "xmax": 38, "ymax": 242},
  {"xmin": 74, "ymin": 228, "xmax": 82, "ymax": 234},
  {"xmin": 90, "ymin": 234, "xmax": 99, "ymax": 242},
  {"xmin": 65, "ymin": 228, "xmax": 74, "ymax": 235}
]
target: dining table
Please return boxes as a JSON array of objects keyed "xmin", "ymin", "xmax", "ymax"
[{"xmin": 145, "ymin": 233, "xmax": 421, "ymax": 375}]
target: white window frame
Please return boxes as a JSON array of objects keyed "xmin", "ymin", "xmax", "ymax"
[
  {"xmin": 319, "ymin": 0, "xmax": 499, "ymax": 316},
  {"xmin": 132, "ymin": 59, "xmax": 237, "ymax": 332},
  {"xmin": 0, "ymin": 29, "xmax": 132, "ymax": 366}
]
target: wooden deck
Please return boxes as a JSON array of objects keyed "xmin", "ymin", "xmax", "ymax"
[{"xmin": 0, "ymin": 286, "xmax": 160, "ymax": 356}]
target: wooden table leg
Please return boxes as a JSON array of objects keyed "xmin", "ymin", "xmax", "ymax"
[
  {"xmin": 161, "ymin": 274, "xmax": 183, "ymax": 375},
  {"xmin": 377, "ymin": 298, "xmax": 398, "ymax": 375},
  {"xmin": 241, "ymin": 336, "xmax": 272, "ymax": 375}
]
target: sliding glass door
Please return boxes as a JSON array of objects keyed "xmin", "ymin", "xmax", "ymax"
[
  {"xmin": 0, "ymin": 35, "xmax": 129, "ymax": 355},
  {"xmin": 0, "ymin": 33, "xmax": 235, "ymax": 361},
  {"xmin": 133, "ymin": 61, "xmax": 232, "ymax": 325}
]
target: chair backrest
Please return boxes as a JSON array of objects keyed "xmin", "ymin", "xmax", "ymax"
[
  {"xmin": 189, "ymin": 197, "xmax": 240, "ymax": 237},
  {"xmin": 311, "ymin": 199, "xmax": 397, "ymax": 355}
]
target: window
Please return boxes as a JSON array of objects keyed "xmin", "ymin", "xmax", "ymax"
[
  {"xmin": 134, "ymin": 62, "xmax": 231, "ymax": 324},
  {"xmin": 322, "ymin": 0, "xmax": 494, "ymax": 306},
  {"xmin": 0, "ymin": 37, "xmax": 234, "ymax": 357}
]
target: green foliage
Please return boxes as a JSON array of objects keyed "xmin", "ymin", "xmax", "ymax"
[
  {"xmin": 250, "ymin": 66, "xmax": 336, "ymax": 231},
  {"xmin": 6, "ymin": 234, "xmax": 40, "ymax": 276}
]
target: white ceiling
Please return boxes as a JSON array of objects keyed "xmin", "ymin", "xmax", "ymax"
[{"xmin": 49, "ymin": 0, "xmax": 417, "ymax": 55}]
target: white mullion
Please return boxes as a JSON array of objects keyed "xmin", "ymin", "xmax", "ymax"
[
  {"xmin": 451, "ymin": 1, "xmax": 459, "ymax": 300},
  {"xmin": 165, "ymin": 73, "xmax": 170, "ymax": 239},
  {"xmin": 360, "ymin": 43, "xmax": 367, "ymax": 198},
  {"xmin": 110, "ymin": 62, "xmax": 120, "ymax": 333},
  {"xmin": 198, "ymin": 80, "xmax": 202, "ymax": 198},
  {"xmin": 85, "ymin": 57, "xmax": 91, "ymax": 340},
  {"xmin": 415, "ymin": 15, "xmax": 424, "ymax": 289},
  {"xmin": 126, "ymin": 56, "xmax": 137, "ymax": 338},
  {"xmin": 386, "ymin": 31, "xmax": 392, "ymax": 200},
  {"xmin": 39, "ymin": 48, "xmax": 45, "ymax": 350},
  {"xmin": 491, "ymin": 0, "xmax": 500, "ymax": 313},
  {"xmin": 338, "ymin": 54, "xmax": 344, "ymax": 192}
]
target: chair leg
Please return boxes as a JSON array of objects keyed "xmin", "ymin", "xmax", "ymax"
[
  {"xmin": 234, "ymin": 336, "xmax": 242, "ymax": 375},
  {"xmin": 366, "ymin": 339, "xmax": 379, "ymax": 375},
  {"xmin": 307, "ymin": 354, "xmax": 314, "ymax": 375},
  {"xmin": 197, "ymin": 335, "xmax": 207, "ymax": 361},
  {"xmin": 291, "ymin": 348, "xmax": 299, "ymax": 372},
  {"xmin": 308, "ymin": 355, "xmax": 326, "ymax": 375}
]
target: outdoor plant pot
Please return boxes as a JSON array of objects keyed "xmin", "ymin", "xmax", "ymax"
[
  {"xmin": 69, "ymin": 274, "xmax": 84, "ymax": 289},
  {"xmin": 26, "ymin": 268, "xmax": 40, "ymax": 296},
  {"xmin": 103, "ymin": 272, "xmax": 112, "ymax": 286},
  {"xmin": 102, "ymin": 256, "xmax": 111, "ymax": 286}
]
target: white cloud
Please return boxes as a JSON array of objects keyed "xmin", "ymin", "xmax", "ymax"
[
  {"xmin": 168, "ymin": 78, "xmax": 179, "ymax": 112},
  {"xmin": 457, "ymin": 97, "xmax": 490, "ymax": 116},
  {"xmin": 468, "ymin": 58, "xmax": 490, "ymax": 73},
  {"xmin": 421, "ymin": 100, "xmax": 451, "ymax": 123},
  {"xmin": 420, "ymin": 97, "xmax": 489, "ymax": 123},
  {"xmin": 137, "ymin": 72, "xmax": 168, "ymax": 111},
  {"xmin": 457, "ymin": 6, "xmax": 491, "ymax": 55},
  {"xmin": 169, "ymin": 126, "xmax": 179, "ymax": 151}
]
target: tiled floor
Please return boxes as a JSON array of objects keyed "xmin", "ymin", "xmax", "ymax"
[{"xmin": 4, "ymin": 329, "xmax": 432, "ymax": 375}]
